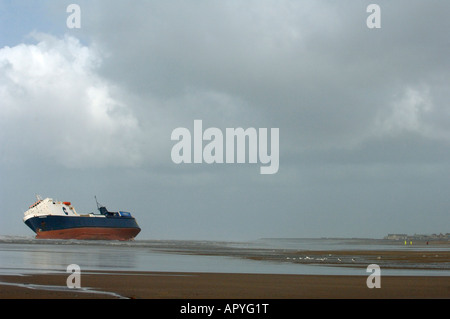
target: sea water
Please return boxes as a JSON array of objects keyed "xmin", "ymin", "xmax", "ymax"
[{"xmin": 0, "ymin": 236, "xmax": 449, "ymax": 277}]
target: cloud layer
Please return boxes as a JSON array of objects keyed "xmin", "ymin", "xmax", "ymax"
[
  {"xmin": 0, "ymin": 33, "xmax": 142, "ymax": 168},
  {"xmin": 3, "ymin": 1, "xmax": 450, "ymax": 170},
  {"xmin": 80, "ymin": 0, "xmax": 450, "ymax": 153}
]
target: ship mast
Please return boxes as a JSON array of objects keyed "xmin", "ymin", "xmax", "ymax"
[
  {"xmin": 94, "ymin": 196, "xmax": 109, "ymax": 216},
  {"xmin": 95, "ymin": 196, "xmax": 100, "ymax": 210}
]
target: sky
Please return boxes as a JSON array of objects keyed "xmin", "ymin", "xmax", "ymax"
[{"xmin": 0, "ymin": 0, "xmax": 449, "ymax": 240}]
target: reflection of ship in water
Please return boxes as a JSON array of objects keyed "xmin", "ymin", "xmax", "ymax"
[
  {"xmin": 23, "ymin": 195, "xmax": 141, "ymax": 240},
  {"xmin": 26, "ymin": 242, "xmax": 138, "ymax": 271}
]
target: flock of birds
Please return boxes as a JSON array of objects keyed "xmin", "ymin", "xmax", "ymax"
[{"xmin": 284, "ymin": 254, "xmax": 359, "ymax": 263}]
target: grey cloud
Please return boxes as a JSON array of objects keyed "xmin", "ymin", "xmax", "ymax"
[{"xmin": 77, "ymin": 1, "xmax": 450, "ymax": 152}]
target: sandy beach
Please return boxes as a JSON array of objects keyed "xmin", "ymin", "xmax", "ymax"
[{"xmin": 1, "ymin": 271, "xmax": 449, "ymax": 299}]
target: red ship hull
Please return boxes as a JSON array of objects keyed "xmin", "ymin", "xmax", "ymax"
[{"xmin": 35, "ymin": 227, "xmax": 141, "ymax": 241}]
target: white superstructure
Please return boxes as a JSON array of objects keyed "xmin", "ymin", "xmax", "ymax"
[{"xmin": 23, "ymin": 196, "xmax": 79, "ymax": 222}]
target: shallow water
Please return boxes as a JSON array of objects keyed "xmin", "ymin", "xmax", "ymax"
[{"xmin": 0, "ymin": 236, "xmax": 449, "ymax": 276}]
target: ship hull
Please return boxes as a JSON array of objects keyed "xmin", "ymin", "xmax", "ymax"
[
  {"xmin": 34, "ymin": 227, "xmax": 140, "ymax": 240},
  {"xmin": 25, "ymin": 215, "xmax": 141, "ymax": 241}
]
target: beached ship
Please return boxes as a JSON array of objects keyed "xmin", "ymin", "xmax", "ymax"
[{"xmin": 23, "ymin": 196, "xmax": 141, "ymax": 240}]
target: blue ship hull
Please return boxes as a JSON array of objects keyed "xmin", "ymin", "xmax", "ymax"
[{"xmin": 25, "ymin": 215, "xmax": 141, "ymax": 240}]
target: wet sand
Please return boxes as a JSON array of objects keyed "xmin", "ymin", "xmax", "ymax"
[{"xmin": 1, "ymin": 271, "xmax": 449, "ymax": 299}]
